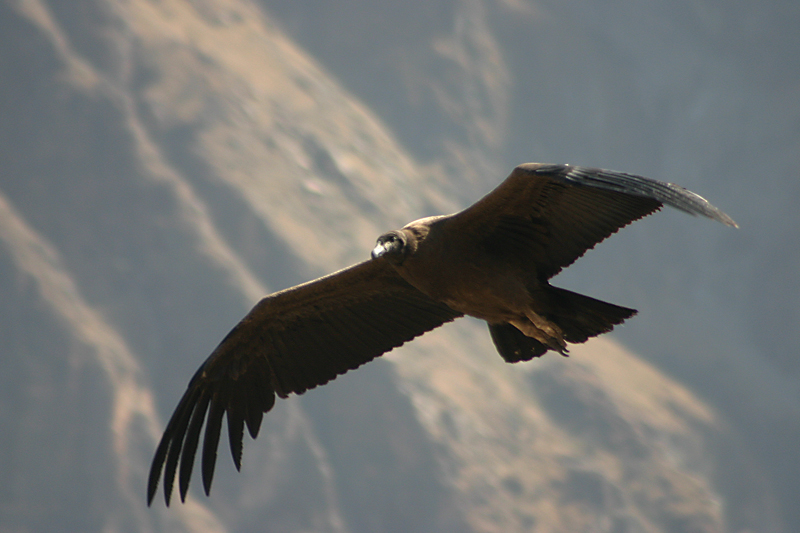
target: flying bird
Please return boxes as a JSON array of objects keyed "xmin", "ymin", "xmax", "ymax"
[{"xmin": 147, "ymin": 163, "xmax": 736, "ymax": 505}]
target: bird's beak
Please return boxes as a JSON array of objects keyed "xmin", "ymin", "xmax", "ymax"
[{"xmin": 371, "ymin": 243, "xmax": 386, "ymax": 259}]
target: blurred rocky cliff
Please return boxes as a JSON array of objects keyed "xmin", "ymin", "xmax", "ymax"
[{"xmin": 1, "ymin": 0, "xmax": 797, "ymax": 531}]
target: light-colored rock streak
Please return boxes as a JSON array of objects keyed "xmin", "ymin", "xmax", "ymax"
[{"xmin": 0, "ymin": 191, "xmax": 226, "ymax": 532}]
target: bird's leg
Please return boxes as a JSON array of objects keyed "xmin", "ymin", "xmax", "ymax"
[{"xmin": 509, "ymin": 311, "xmax": 568, "ymax": 355}]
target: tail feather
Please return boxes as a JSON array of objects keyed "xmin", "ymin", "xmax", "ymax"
[
  {"xmin": 542, "ymin": 286, "xmax": 636, "ymax": 344},
  {"xmin": 488, "ymin": 286, "xmax": 636, "ymax": 363}
]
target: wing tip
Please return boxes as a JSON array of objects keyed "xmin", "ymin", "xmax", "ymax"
[
  {"xmin": 557, "ymin": 164, "xmax": 738, "ymax": 228},
  {"xmin": 148, "ymin": 358, "xmax": 279, "ymax": 506},
  {"xmin": 715, "ymin": 211, "xmax": 739, "ymax": 228},
  {"xmin": 515, "ymin": 163, "xmax": 739, "ymax": 228}
]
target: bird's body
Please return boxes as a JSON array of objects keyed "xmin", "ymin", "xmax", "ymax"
[
  {"xmin": 387, "ymin": 217, "xmax": 514, "ymax": 315},
  {"xmin": 148, "ymin": 163, "xmax": 737, "ymax": 506},
  {"xmin": 384, "ymin": 216, "xmax": 564, "ymax": 350}
]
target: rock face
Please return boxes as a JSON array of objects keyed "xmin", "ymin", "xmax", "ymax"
[{"xmin": 0, "ymin": 1, "xmax": 795, "ymax": 532}]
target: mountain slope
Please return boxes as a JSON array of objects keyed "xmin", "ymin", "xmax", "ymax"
[{"xmin": 0, "ymin": 0, "xmax": 788, "ymax": 531}]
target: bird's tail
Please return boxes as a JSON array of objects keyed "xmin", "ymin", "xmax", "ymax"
[
  {"xmin": 542, "ymin": 285, "xmax": 637, "ymax": 345},
  {"xmin": 488, "ymin": 286, "xmax": 636, "ymax": 363}
]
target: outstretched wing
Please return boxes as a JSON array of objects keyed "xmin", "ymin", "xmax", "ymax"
[
  {"xmin": 147, "ymin": 258, "xmax": 462, "ymax": 506},
  {"xmin": 451, "ymin": 163, "xmax": 736, "ymax": 280}
]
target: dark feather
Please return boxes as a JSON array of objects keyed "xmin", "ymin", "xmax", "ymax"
[
  {"xmin": 178, "ymin": 390, "xmax": 211, "ymax": 502},
  {"xmin": 226, "ymin": 404, "xmax": 244, "ymax": 470},
  {"xmin": 201, "ymin": 397, "xmax": 225, "ymax": 495}
]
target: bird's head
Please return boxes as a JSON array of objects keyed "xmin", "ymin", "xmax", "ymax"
[{"xmin": 371, "ymin": 230, "xmax": 412, "ymax": 264}]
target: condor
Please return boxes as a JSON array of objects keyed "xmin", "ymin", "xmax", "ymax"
[{"xmin": 148, "ymin": 163, "xmax": 736, "ymax": 505}]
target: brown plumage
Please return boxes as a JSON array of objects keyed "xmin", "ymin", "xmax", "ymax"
[{"xmin": 147, "ymin": 163, "xmax": 737, "ymax": 505}]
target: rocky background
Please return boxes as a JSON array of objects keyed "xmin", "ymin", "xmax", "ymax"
[{"xmin": 1, "ymin": 0, "xmax": 797, "ymax": 531}]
